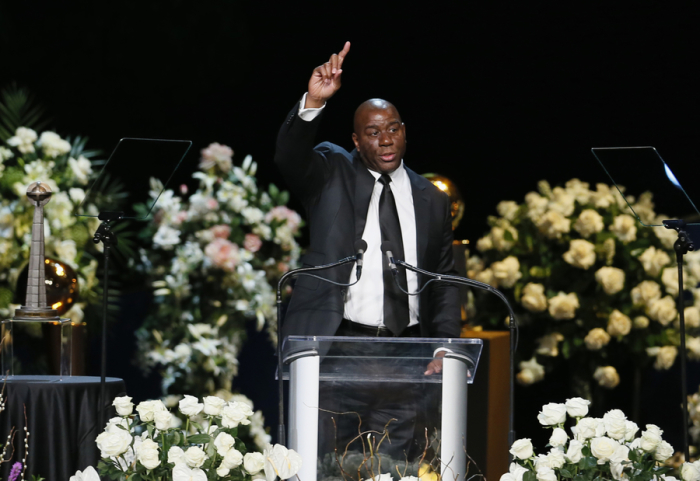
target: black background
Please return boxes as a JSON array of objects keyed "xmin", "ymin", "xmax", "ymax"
[{"xmin": 2, "ymin": 0, "xmax": 700, "ymax": 451}]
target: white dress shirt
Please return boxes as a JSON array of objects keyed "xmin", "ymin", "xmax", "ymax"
[{"xmin": 298, "ymin": 93, "xmax": 419, "ymax": 328}]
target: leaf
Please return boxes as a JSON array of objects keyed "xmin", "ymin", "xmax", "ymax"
[
  {"xmin": 0, "ymin": 83, "xmax": 51, "ymax": 141},
  {"xmin": 187, "ymin": 433, "xmax": 212, "ymax": 444},
  {"xmin": 523, "ymin": 470, "xmax": 537, "ymax": 481},
  {"xmin": 268, "ymin": 183, "xmax": 280, "ymax": 199},
  {"xmin": 560, "ymin": 468, "xmax": 574, "ymax": 478}
]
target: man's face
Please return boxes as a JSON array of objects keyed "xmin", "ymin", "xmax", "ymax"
[{"xmin": 352, "ymin": 106, "xmax": 406, "ymax": 174}]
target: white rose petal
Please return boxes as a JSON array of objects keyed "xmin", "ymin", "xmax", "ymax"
[
  {"xmin": 245, "ymin": 452, "xmax": 266, "ymax": 475},
  {"xmin": 112, "ymin": 396, "xmax": 134, "ymax": 416},
  {"xmin": 565, "ymin": 398, "xmax": 590, "ymax": 418},
  {"xmin": 537, "ymin": 403, "xmax": 567, "ymax": 426},
  {"xmin": 509, "ymin": 438, "xmax": 534, "ymax": 460},
  {"xmin": 179, "ymin": 395, "xmax": 204, "ymax": 417}
]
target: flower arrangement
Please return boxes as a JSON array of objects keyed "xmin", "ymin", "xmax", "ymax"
[
  {"xmin": 0, "ymin": 126, "xmax": 111, "ymax": 324},
  {"xmin": 504, "ymin": 398, "xmax": 676, "ymax": 481},
  {"xmin": 135, "ymin": 143, "xmax": 301, "ymax": 397},
  {"xmin": 465, "ymin": 179, "xmax": 700, "ymax": 392},
  {"xmin": 93, "ymin": 393, "xmax": 301, "ymax": 481}
]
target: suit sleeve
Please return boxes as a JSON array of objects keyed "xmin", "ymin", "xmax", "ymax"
[
  {"xmin": 274, "ymin": 100, "xmax": 332, "ymax": 203},
  {"xmin": 429, "ymin": 193, "xmax": 461, "ymax": 338}
]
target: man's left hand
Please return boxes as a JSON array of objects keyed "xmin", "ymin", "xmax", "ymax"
[{"xmin": 424, "ymin": 350, "xmax": 446, "ymax": 375}]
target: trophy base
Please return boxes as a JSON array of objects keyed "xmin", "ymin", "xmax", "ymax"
[{"xmin": 13, "ymin": 306, "xmax": 60, "ymax": 320}]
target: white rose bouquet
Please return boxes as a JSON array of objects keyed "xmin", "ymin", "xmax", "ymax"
[
  {"xmin": 504, "ymin": 399, "xmax": 675, "ymax": 481},
  {"xmin": 96, "ymin": 393, "xmax": 301, "ymax": 481},
  {"xmin": 135, "ymin": 143, "xmax": 301, "ymax": 397},
  {"xmin": 466, "ymin": 179, "xmax": 700, "ymax": 392}
]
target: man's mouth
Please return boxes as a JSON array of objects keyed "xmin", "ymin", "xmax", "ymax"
[{"xmin": 379, "ymin": 153, "xmax": 396, "ymax": 162}]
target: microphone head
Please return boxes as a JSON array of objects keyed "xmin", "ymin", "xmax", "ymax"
[
  {"xmin": 355, "ymin": 239, "xmax": 368, "ymax": 253},
  {"xmin": 381, "ymin": 241, "xmax": 395, "ymax": 255}
]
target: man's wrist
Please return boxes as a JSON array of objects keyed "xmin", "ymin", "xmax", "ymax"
[{"xmin": 304, "ymin": 95, "xmax": 326, "ymax": 109}]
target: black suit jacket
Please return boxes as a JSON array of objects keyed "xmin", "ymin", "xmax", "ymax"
[{"xmin": 274, "ymin": 101, "xmax": 460, "ymax": 341}]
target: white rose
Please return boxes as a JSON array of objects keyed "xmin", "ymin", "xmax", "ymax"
[
  {"xmin": 522, "ymin": 283, "xmax": 548, "ymax": 313},
  {"xmin": 497, "ymin": 201, "xmax": 519, "ymax": 221},
  {"xmin": 547, "ymin": 448, "xmax": 565, "ymax": 468},
  {"xmin": 563, "ymin": 239, "xmax": 596, "ymax": 270},
  {"xmin": 647, "ymin": 346, "xmax": 678, "ymax": 370},
  {"xmin": 112, "ymin": 396, "xmax": 134, "ymax": 416},
  {"xmin": 609, "ymin": 444, "xmax": 630, "ymax": 465},
  {"xmin": 631, "ymin": 281, "xmax": 662, "ymax": 307},
  {"xmin": 634, "ymin": 316, "xmax": 650, "ymax": 329},
  {"xmin": 222, "ymin": 448, "xmax": 244, "ymax": 469},
  {"xmin": 221, "ymin": 401, "xmax": 254, "ymax": 428},
  {"xmin": 638, "ymin": 246, "xmax": 671, "ymax": 277},
  {"xmin": 535, "ymin": 466, "xmax": 557, "ymax": 481},
  {"xmin": 490, "ymin": 224, "xmax": 518, "ymax": 252},
  {"xmin": 185, "ymin": 446, "xmax": 208, "ymax": 468},
  {"xmin": 602, "ymin": 409, "xmax": 627, "ymax": 440},
  {"xmin": 517, "ymin": 358, "xmax": 545, "ymax": 385},
  {"xmin": 536, "ymin": 211, "xmax": 571, "ymax": 239},
  {"xmin": 536, "ymin": 333, "xmax": 564, "ymax": 357},
  {"xmin": 476, "ymin": 235, "xmax": 494, "ymax": 252},
  {"xmin": 491, "ymin": 256, "xmax": 522, "ymax": 288},
  {"xmin": 574, "ymin": 418, "xmax": 600, "ymax": 440},
  {"xmin": 662, "ymin": 267, "xmax": 682, "ymax": 297},
  {"xmin": 538, "ymin": 403, "xmax": 567, "ymax": 425},
  {"xmin": 565, "ymin": 440, "xmax": 583, "ymax": 463},
  {"xmin": 594, "ymin": 366, "xmax": 620, "ymax": 388},
  {"xmin": 136, "ymin": 439, "xmax": 161, "ymax": 470},
  {"xmin": 173, "ymin": 464, "xmax": 207, "ymax": 481},
  {"xmin": 684, "ymin": 307, "xmax": 700, "ymax": 329},
  {"xmin": 610, "ymin": 462, "xmax": 626, "ymax": 481},
  {"xmin": 681, "ymin": 461, "xmax": 700, "ymax": 481},
  {"xmin": 217, "ymin": 465, "xmax": 231, "ymax": 478},
  {"xmin": 264, "ymin": 444, "xmax": 303, "ymax": 481},
  {"xmin": 154, "ymin": 410, "xmax": 172, "ymax": 430},
  {"xmin": 510, "ymin": 438, "xmax": 534, "ymax": 459},
  {"xmin": 647, "ymin": 296, "xmax": 678, "ymax": 326},
  {"xmin": 607, "ymin": 310, "xmax": 632, "ymax": 337},
  {"xmin": 565, "ymin": 398, "xmax": 590, "ymax": 418},
  {"xmin": 203, "ymin": 396, "xmax": 227, "ymax": 416},
  {"xmin": 549, "ymin": 428, "xmax": 568, "ymax": 447},
  {"xmin": 168, "ymin": 446, "xmax": 186, "ymax": 464},
  {"xmin": 95, "ymin": 429, "xmax": 132, "ymax": 457},
  {"xmin": 655, "ymin": 440, "xmax": 674, "ymax": 462},
  {"xmin": 573, "ymin": 209, "xmax": 605, "ymax": 237},
  {"xmin": 624, "ymin": 420, "xmax": 639, "ymax": 441},
  {"xmin": 640, "ymin": 424, "xmax": 663, "ymax": 452},
  {"xmin": 214, "ymin": 432, "xmax": 236, "ymax": 456},
  {"xmin": 179, "ymin": 395, "xmax": 204, "ymax": 417},
  {"xmin": 595, "ymin": 267, "xmax": 626, "ymax": 295},
  {"xmin": 590, "ymin": 436, "xmax": 620, "ymax": 463},
  {"xmin": 610, "ymin": 214, "xmax": 637, "ymax": 244},
  {"xmin": 525, "ymin": 191, "xmax": 549, "ymax": 220},
  {"xmin": 69, "ymin": 466, "xmax": 100, "ymax": 481},
  {"xmin": 548, "ymin": 292, "xmax": 579, "ymax": 320},
  {"xmin": 244, "ymin": 452, "xmax": 266, "ymax": 475},
  {"xmin": 136, "ymin": 399, "xmax": 167, "ymax": 422},
  {"xmin": 584, "ymin": 328, "xmax": 611, "ymax": 350}
]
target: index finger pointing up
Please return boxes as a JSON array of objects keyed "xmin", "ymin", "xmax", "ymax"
[{"xmin": 338, "ymin": 41, "xmax": 351, "ymax": 66}]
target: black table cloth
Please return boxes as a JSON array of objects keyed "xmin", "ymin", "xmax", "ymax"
[{"xmin": 0, "ymin": 376, "xmax": 126, "ymax": 480}]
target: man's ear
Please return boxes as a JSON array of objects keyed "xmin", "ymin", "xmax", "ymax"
[{"xmin": 352, "ymin": 132, "xmax": 359, "ymax": 150}]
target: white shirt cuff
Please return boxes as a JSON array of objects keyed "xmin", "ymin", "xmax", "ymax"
[
  {"xmin": 434, "ymin": 347, "xmax": 453, "ymax": 357},
  {"xmin": 298, "ymin": 92, "xmax": 326, "ymax": 121}
]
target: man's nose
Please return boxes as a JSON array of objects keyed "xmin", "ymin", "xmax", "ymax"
[{"xmin": 378, "ymin": 132, "xmax": 393, "ymax": 145}]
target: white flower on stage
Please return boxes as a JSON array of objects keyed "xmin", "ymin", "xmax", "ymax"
[
  {"xmin": 203, "ymin": 395, "xmax": 227, "ymax": 416},
  {"xmin": 95, "ymin": 427, "xmax": 132, "ymax": 457},
  {"xmin": 516, "ymin": 358, "xmax": 544, "ymax": 385},
  {"xmin": 602, "ymin": 409, "xmax": 627, "ymax": 440},
  {"xmin": 135, "ymin": 399, "xmax": 167, "ymax": 422},
  {"xmin": 53, "ymin": 239, "xmax": 78, "ymax": 266},
  {"xmin": 173, "ymin": 463, "xmax": 207, "ymax": 481},
  {"xmin": 112, "ymin": 396, "xmax": 134, "ymax": 416},
  {"xmin": 549, "ymin": 428, "xmax": 568, "ymax": 447},
  {"xmin": 647, "ymin": 295, "xmax": 677, "ymax": 326},
  {"xmin": 535, "ymin": 466, "xmax": 557, "ymax": 481},
  {"xmin": 168, "ymin": 446, "xmax": 187, "ymax": 465},
  {"xmin": 264, "ymin": 444, "xmax": 302, "ymax": 481},
  {"xmin": 547, "ymin": 292, "xmax": 579, "ymax": 320},
  {"xmin": 154, "ymin": 410, "xmax": 172, "ymax": 430},
  {"xmin": 573, "ymin": 209, "xmax": 604, "ymax": 237},
  {"xmin": 185, "ymin": 446, "xmax": 208, "ymax": 468},
  {"xmin": 565, "ymin": 397, "xmax": 590, "ymax": 418},
  {"xmin": 7, "ymin": 127, "xmax": 38, "ymax": 154},
  {"xmin": 640, "ymin": 424, "xmax": 663, "ymax": 452},
  {"xmin": 221, "ymin": 401, "xmax": 254, "ymax": 428},
  {"xmin": 609, "ymin": 214, "xmax": 637, "ymax": 244},
  {"xmin": 509, "ymin": 438, "xmax": 534, "ymax": 460},
  {"xmin": 638, "ymin": 246, "xmax": 671, "ymax": 277},
  {"xmin": 245, "ymin": 452, "xmax": 265, "ymax": 475},
  {"xmin": 537, "ymin": 403, "xmax": 566, "ymax": 426},
  {"xmin": 521, "ymin": 283, "xmax": 548, "ymax": 313},
  {"xmin": 70, "ymin": 466, "xmax": 100, "ymax": 481},
  {"xmin": 178, "ymin": 395, "xmax": 204, "ymax": 417},
  {"xmin": 655, "ymin": 440, "xmax": 674, "ymax": 462},
  {"xmin": 136, "ymin": 438, "xmax": 161, "ymax": 470},
  {"xmin": 607, "ymin": 310, "xmax": 632, "ymax": 337},
  {"xmin": 500, "ymin": 463, "xmax": 529, "ymax": 481},
  {"xmin": 221, "ymin": 447, "xmax": 243, "ymax": 469},
  {"xmin": 563, "ymin": 239, "xmax": 596, "ymax": 270},
  {"xmin": 242, "ymin": 206, "xmax": 265, "ymax": 225},
  {"xmin": 590, "ymin": 436, "xmax": 621, "ymax": 464},
  {"xmin": 214, "ymin": 432, "xmax": 236, "ymax": 456},
  {"xmin": 595, "ymin": 267, "xmax": 625, "ymax": 295},
  {"xmin": 68, "ymin": 155, "xmax": 92, "ymax": 184},
  {"xmin": 200, "ymin": 142, "xmax": 233, "ymax": 173},
  {"xmin": 564, "ymin": 440, "xmax": 583, "ymax": 463},
  {"xmin": 36, "ymin": 131, "xmax": 71, "ymax": 158},
  {"xmin": 491, "ymin": 256, "xmax": 522, "ymax": 288},
  {"xmin": 584, "ymin": 328, "xmax": 610, "ymax": 351},
  {"xmin": 681, "ymin": 460, "xmax": 700, "ymax": 481},
  {"xmin": 646, "ymin": 346, "xmax": 678, "ymax": 370},
  {"xmin": 153, "ymin": 225, "xmax": 181, "ymax": 249}
]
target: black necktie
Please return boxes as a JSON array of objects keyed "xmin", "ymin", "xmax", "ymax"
[{"xmin": 378, "ymin": 174, "xmax": 410, "ymax": 335}]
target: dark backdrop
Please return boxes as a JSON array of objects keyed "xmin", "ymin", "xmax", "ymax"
[{"xmin": 2, "ymin": 0, "xmax": 700, "ymax": 450}]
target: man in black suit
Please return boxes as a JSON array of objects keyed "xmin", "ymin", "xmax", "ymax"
[{"xmin": 274, "ymin": 42, "xmax": 460, "ymax": 462}]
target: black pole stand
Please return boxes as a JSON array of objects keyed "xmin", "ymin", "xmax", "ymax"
[
  {"xmin": 663, "ymin": 219, "xmax": 693, "ymax": 462},
  {"xmin": 92, "ymin": 211, "xmax": 122, "ymax": 430}
]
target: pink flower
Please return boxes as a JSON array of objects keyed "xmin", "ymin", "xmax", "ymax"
[
  {"xmin": 211, "ymin": 224, "xmax": 231, "ymax": 239},
  {"xmin": 265, "ymin": 206, "xmax": 302, "ymax": 234},
  {"xmin": 204, "ymin": 238, "xmax": 240, "ymax": 271},
  {"xmin": 200, "ymin": 143, "xmax": 233, "ymax": 173},
  {"xmin": 180, "ymin": 184, "xmax": 188, "ymax": 195},
  {"xmin": 244, "ymin": 233, "xmax": 263, "ymax": 253},
  {"xmin": 206, "ymin": 198, "xmax": 219, "ymax": 210},
  {"xmin": 173, "ymin": 211, "xmax": 188, "ymax": 226},
  {"xmin": 277, "ymin": 262, "xmax": 290, "ymax": 273}
]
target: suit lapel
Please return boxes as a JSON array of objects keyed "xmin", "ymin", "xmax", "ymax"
[
  {"xmin": 352, "ymin": 150, "xmax": 376, "ymax": 241},
  {"xmin": 406, "ymin": 167, "xmax": 431, "ymax": 269}
]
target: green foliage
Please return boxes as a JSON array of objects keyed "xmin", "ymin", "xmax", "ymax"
[{"xmin": 0, "ymin": 83, "xmax": 51, "ymax": 141}]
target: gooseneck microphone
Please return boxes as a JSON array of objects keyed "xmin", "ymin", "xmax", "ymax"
[
  {"xmin": 275, "ymin": 239, "xmax": 367, "ymax": 445},
  {"xmin": 354, "ymin": 239, "xmax": 368, "ymax": 280}
]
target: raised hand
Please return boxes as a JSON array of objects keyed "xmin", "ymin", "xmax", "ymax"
[{"xmin": 306, "ymin": 41, "xmax": 351, "ymax": 109}]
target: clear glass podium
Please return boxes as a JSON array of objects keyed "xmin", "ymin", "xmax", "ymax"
[{"xmin": 281, "ymin": 336, "xmax": 483, "ymax": 481}]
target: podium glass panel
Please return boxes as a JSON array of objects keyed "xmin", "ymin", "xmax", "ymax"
[{"xmin": 281, "ymin": 336, "xmax": 483, "ymax": 481}]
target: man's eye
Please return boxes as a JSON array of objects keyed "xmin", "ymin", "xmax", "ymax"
[
  {"xmin": 369, "ymin": 131, "xmax": 378, "ymax": 136},
  {"xmin": 390, "ymin": 128, "xmax": 398, "ymax": 133}
]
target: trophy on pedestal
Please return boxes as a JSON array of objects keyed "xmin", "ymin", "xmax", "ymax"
[{"xmin": 1, "ymin": 181, "xmax": 73, "ymax": 378}]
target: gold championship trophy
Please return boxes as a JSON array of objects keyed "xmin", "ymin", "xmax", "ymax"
[{"xmin": 1, "ymin": 181, "xmax": 73, "ymax": 378}]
